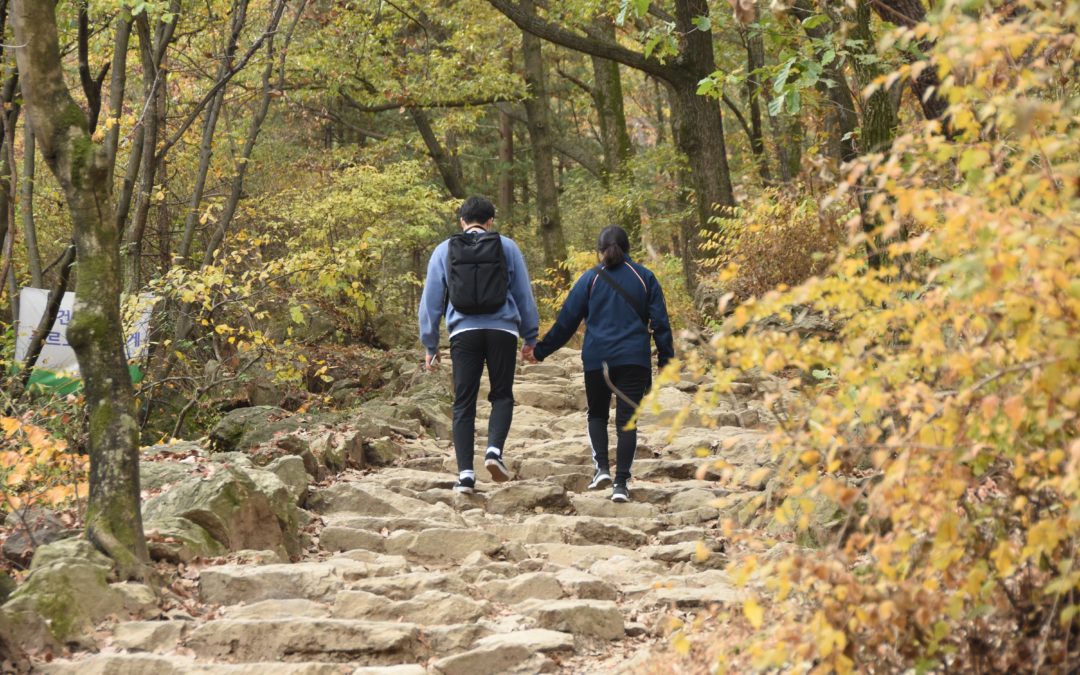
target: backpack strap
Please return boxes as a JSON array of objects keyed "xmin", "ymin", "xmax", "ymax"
[{"xmin": 593, "ymin": 265, "xmax": 649, "ymax": 326}]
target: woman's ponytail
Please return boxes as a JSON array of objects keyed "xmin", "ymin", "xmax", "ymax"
[{"xmin": 597, "ymin": 225, "xmax": 630, "ymax": 268}]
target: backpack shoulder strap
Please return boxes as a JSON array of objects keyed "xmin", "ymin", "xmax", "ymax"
[{"xmin": 594, "ymin": 266, "xmax": 649, "ymax": 326}]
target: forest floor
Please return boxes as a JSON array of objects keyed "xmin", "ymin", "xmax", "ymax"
[{"xmin": 30, "ymin": 348, "xmax": 777, "ymax": 674}]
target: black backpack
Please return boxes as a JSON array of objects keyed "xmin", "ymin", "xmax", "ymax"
[{"xmin": 445, "ymin": 231, "xmax": 509, "ymax": 315}]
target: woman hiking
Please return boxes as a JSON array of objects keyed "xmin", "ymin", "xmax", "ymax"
[{"xmin": 529, "ymin": 226, "xmax": 674, "ymax": 502}]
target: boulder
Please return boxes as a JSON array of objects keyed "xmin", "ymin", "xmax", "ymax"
[
  {"xmin": 2, "ymin": 539, "xmax": 157, "ymax": 647},
  {"xmin": 143, "ymin": 465, "xmax": 299, "ymax": 560},
  {"xmin": 2, "ymin": 507, "xmax": 74, "ymax": 567},
  {"xmin": 265, "ymin": 455, "xmax": 311, "ymax": 504},
  {"xmin": 139, "ymin": 461, "xmax": 195, "ymax": 491},
  {"xmin": 208, "ymin": 406, "xmax": 291, "ymax": 453},
  {"xmin": 144, "ymin": 516, "xmax": 227, "ymax": 563}
]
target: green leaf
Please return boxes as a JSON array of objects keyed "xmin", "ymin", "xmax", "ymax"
[
  {"xmin": 768, "ymin": 95, "xmax": 784, "ymax": 117},
  {"xmin": 773, "ymin": 58, "xmax": 796, "ymax": 93},
  {"xmin": 785, "ymin": 89, "xmax": 801, "ymax": 115},
  {"xmin": 821, "ymin": 49, "xmax": 836, "ymax": 66},
  {"xmin": 290, "ymin": 306, "xmax": 305, "ymax": 325},
  {"xmin": 802, "ymin": 14, "xmax": 830, "ymax": 30},
  {"xmin": 693, "ymin": 15, "xmax": 711, "ymax": 32}
]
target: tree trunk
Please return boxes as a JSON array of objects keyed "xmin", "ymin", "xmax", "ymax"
[
  {"xmin": 487, "ymin": 0, "xmax": 735, "ymax": 288},
  {"xmin": 22, "ymin": 125, "xmax": 42, "ymax": 288},
  {"xmin": 497, "ymin": 105, "xmax": 514, "ymax": 222},
  {"xmin": 410, "ymin": 108, "xmax": 467, "ymax": 198},
  {"xmin": 870, "ymin": 0, "xmax": 951, "ymax": 133},
  {"xmin": 590, "ymin": 18, "xmax": 641, "ymax": 245},
  {"xmin": 1, "ymin": 59, "xmax": 20, "ymax": 323},
  {"xmin": 743, "ymin": 21, "xmax": 771, "ymax": 182},
  {"xmin": 11, "ymin": 0, "xmax": 149, "ymax": 578},
  {"xmin": 178, "ymin": 0, "xmax": 249, "ymax": 265},
  {"xmin": 520, "ymin": 0, "xmax": 567, "ymax": 272}
]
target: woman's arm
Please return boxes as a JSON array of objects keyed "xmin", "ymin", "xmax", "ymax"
[
  {"xmin": 533, "ymin": 272, "xmax": 591, "ymax": 361},
  {"xmin": 647, "ymin": 272, "xmax": 675, "ymax": 368}
]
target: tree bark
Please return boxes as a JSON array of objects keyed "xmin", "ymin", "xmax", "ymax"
[
  {"xmin": 178, "ymin": 0, "xmax": 250, "ymax": 265},
  {"xmin": 520, "ymin": 0, "xmax": 567, "ymax": 272},
  {"xmin": 487, "ymin": 0, "xmax": 735, "ymax": 288},
  {"xmin": 19, "ymin": 243, "xmax": 75, "ymax": 390},
  {"xmin": 870, "ymin": 0, "xmax": 951, "ymax": 133},
  {"xmin": 743, "ymin": 19, "xmax": 771, "ymax": 182},
  {"xmin": 497, "ymin": 105, "xmax": 514, "ymax": 221},
  {"xmin": 410, "ymin": 108, "xmax": 467, "ymax": 198},
  {"xmin": 11, "ymin": 0, "xmax": 149, "ymax": 578},
  {"xmin": 0, "ymin": 57, "xmax": 20, "ymax": 324},
  {"xmin": 589, "ymin": 18, "xmax": 641, "ymax": 245},
  {"xmin": 22, "ymin": 125, "xmax": 42, "ymax": 288}
]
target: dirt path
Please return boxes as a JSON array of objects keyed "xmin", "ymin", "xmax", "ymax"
[{"xmin": 39, "ymin": 349, "xmax": 770, "ymax": 674}]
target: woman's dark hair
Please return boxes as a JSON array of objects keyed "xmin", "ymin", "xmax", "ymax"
[{"xmin": 597, "ymin": 225, "xmax": 630, "ymax": 268}]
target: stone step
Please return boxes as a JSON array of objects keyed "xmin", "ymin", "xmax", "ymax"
[
  {"xmin": 517, "ymin": 599, "xmax": 625, "ymax": 639},
  {"xmin": 199, "ymin": 558, "xmax": 401, "ymax": 604},
  {"xmin": 332, "ymin": 589, "xmax": 489, "ymax": 624},
  {"xmin": 183, "ymin": 618, "xmax": 420, "ymax": 664},
  {"xmin": 36, "ymin": 654, "xmax": 352, "ymax": 674},
  {"xmin": 431, "ymin": 629, "xmax": 575, "ymax": 675}
]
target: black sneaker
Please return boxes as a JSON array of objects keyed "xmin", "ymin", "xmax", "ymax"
[
  {"xmin": 485, "ymin": 451, "xmax": 512, "ymax": 482},
  {"xmin": 611, "ymin": 483, "xmax": 630, "ymax": 502},
  {"xmin": 453, "ymin": 476, "xmax": 475, "ymax": 493},
  {"xmin": 588, "ymin": 469, "xmax": 612, "ymax": 490}
]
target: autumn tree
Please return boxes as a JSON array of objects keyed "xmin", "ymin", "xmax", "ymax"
[{"xmin": 11, "ymin": 0, "xmax": 148, "ymax": 576}]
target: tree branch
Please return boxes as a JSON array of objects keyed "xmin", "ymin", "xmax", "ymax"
[
  {"xmin": 487, "ymin": 0, "xmax": 677, "ymax": 82},
  {"xmin": 495, "ymin": 101, "xmax": 603, "ymax": 178}
]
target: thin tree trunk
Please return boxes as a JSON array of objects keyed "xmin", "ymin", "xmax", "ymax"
[
  {"xmin": 200, "ymin": 0, "xmax": 287, "ymax": 268},
  {"xmin": 12, "ymin": 0, "xmax": 150, "ymax": 578},
  {"xmin": 497, "ymin": 105, "xmax": 514, "ymax": 222},
  {"xmin": 177, "ymin": 0, "xmax": 250, "ymax": 265},
  {"xmin": 22, "ymin": 125, "xmax": 42, "ymax": 287},
  {"xmin": 410, "ymin": 108, "xmax": 467, "ymax": 198},
  {"xmin": 743, "ymin": 19, "xmax": 771, "ymax": 182},
  {"xmin": 871, "ymin": 0, "xmax": 952, "ymax": 134},
  {"xmin": 0, "ymin": 59, "xmax": 19, "ymax": 323},
  {"xmin": 520, "ymin": 0, "xmax": 567, "ymax": 272},
  {"xmin": 19, "ymin": 243, "xmax": 75, "ymax": 389},
  {"xmin": 590, "ymin": 18, "xmax": 641, "ymax": 245}
]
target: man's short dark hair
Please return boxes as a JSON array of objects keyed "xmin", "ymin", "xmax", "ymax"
[{"xmin": 458, "ymin": 196, "xmax": 496, "ymax": 225}]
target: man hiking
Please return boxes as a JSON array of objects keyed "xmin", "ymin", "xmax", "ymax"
[{"xmin": 418, "ymin": 196, "xmax": 540, "ymax": 493}]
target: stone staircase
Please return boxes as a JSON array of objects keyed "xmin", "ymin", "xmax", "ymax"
[{"xmin": 38, "ymin": 349, "xmax": 769, "ymax": 674}]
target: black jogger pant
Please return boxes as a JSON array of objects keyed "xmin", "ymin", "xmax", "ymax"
[
  {"xmin": 584, "ymin": 364, "xmax": 651, "ymax": 485},
  {"xmin": 450, "ymin": 329, "xmax": 517, "ymax": 472}
]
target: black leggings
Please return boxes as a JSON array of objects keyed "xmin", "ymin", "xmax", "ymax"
[
  {"xmin": 450, "ymin": 329, "xmax": 517, "ymax": 472},
  {"xmin": 584, "ymin": 364, "xmax": 651, "ymax": 484}
]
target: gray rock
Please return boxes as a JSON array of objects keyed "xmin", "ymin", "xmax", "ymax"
[
  {"xmin": 143, "ymin": 465, "xmax": 299, "ymax": 560},
  {"xmin": 140, "ymin": 461, "xmax": 195, "ymax": 491},
  {"xmin": 518, "ymin": 599, "xmax": 624, "ymax": 639},
  {"xmin": 265, "ymin": 455, "xmax": 311, "ymax": 504},
  {"xmin": 431, "ymin": 627, "xmax": 573, "ymax": 675},
  {"xmin": 223, "ymin": 598, "xmax": 330, "ymax": 620},
  {"xmin": 199, "ymin": 558, "xmax": 377, "ymax": 604},
  {"xmin": 2, "ymin": 507, "xmax": 73, "ymax": 566},
  {"xmin": 384, "ymin": 528, "xmax": 500, "ymax": 563},
  {"xmin": 36, "ymin": 654, "xmax": 346, "ymax": 674},
  {"xmin": 208, "ymin": 406, "xmax": 291, "ymax": 453},
  {"xmin": 143, "ymin": 516, "xmax": 227, "ymax": 563},
  {"xmin": 332, "ymin": 589, "xmax": 488, "ymax": 624},
  {"xmin": 320, "ymin": 526, "xmax": 385, "ymax": 553},
  {"xmin": 349, "ymin": 572, "xmax": 470, "ymax": 600},
  {"xmin": 480, "ymin": 572, "xmax": 563, "ymax": 604},
  {"xmin": 184, "ymin": 618, "xmax": 419, "ymax": 664},
  {"xmin": 486, "ymin": 483, "xmax": 570, "ymax": 515},
  {"xmin": 113, "ymin": 621, "xmax": 187, "ymax": 652}
]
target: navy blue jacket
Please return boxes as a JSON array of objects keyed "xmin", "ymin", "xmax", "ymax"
[{"xmin": 534, "ymin": 259, "xmax": 674, "ymax": 371}]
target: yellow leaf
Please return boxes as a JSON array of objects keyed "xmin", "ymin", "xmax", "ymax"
[
  {"xmin": 743, "ymin": 597, "xmax": 764, "ymax": 629},
  {"xmin": 1002, "ymin": 396, "xmax": 1024, "ymax": 427}
]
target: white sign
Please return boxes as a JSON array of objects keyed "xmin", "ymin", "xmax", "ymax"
[{"xmin": 14, "ymin": 288, "xmax": 156, "ymax": 376}]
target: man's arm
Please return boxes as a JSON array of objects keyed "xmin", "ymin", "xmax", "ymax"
[
  {"xmin": 533, "ymin": 273, "xmax": 589, "ymax": 362},
  {"xmin": 647, "ymin": 272, "xmax": 675, "ymax": 368},
  {"xmin": 418, "ymin": 243, "xmax": 448, "ymax": 356},
  {"xmin": 507, "ymin": 239, "xmax": 540, "ymax": 345}
]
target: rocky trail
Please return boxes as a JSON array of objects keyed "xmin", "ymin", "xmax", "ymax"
[{"xmin": 14, "ymin": 349, "xmax": 776, "ymax": 674}]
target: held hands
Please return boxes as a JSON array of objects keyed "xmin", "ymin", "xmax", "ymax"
[{"xmin": 521, "ymin": 344, "xmax": 538, "ymax": 364}]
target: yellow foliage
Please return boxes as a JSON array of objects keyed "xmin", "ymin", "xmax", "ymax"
[
  {"xmin": 0, "ymin": 416, "xmax": 88, "ymax": 512},
  {"xmin": 670, "ymin": 1, "xmax": 1080, "ymax": 670}
]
